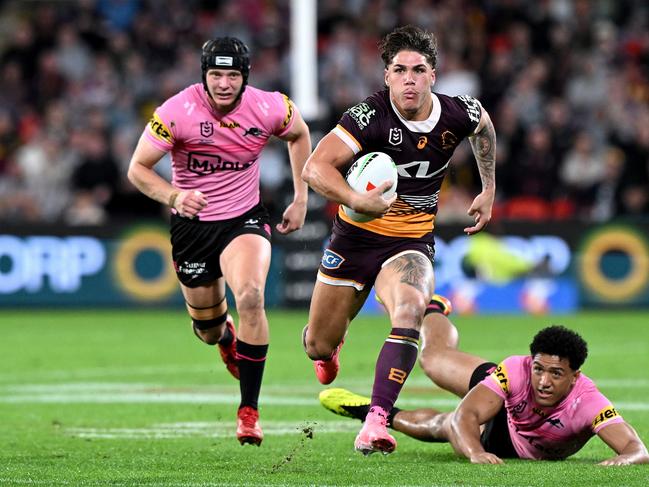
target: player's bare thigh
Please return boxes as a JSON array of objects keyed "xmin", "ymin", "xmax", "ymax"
[
  {"xmin": 304, "ymin": 280, "xmax": 370, "ymax": 360},
  {"xmin": 374, "ymin": 251, "xmax": 434, "ymax": 329},
  {"xmin": 220, "ymin": 233, "xmax": 271, "ymax": 294},
  {"xmin": 180, "ymin": 279, "xmax": 227, "ymax": 311}
]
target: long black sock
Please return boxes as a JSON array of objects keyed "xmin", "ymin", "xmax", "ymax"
[{"xmin": 236, "ymin": 340, "xmax": 268, "ymax": 410}]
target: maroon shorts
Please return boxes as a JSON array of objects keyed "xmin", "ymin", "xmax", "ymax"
[{"xmin": 317, "ymin": 217, "xmax": 435, "ymax": 291}]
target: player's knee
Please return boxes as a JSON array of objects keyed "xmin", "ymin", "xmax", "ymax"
[
  {"xmin": 192, "ymin": 315, "xmax": 227, "ymax": 345},
  {"xmin": 234, "ymin": 283, "xmax": 265, "ymax": 313},
  {"xmin": 418, "ymin": 349, "xmax": 439, "ymax": 382},
  {"xmin": 303, "ymin": 332, "xmax": 336, "ymax": 360},
  {"xmin": 391, "ymin": 300, "xmax": 426, "ymax": 329}
]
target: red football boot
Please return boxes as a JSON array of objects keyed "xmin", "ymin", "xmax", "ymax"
[
  {"xmin": 314, "ymin": 339, "xmax": 344, "ymax": 385},
  {"xmin": 236, "ymin": 406, "xmax": 263, "ymax": 446}
]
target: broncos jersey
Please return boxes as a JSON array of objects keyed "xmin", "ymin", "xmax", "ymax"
[{"xmin": 332, "ymin": 89, "xmax": 481, "ymax": 239}]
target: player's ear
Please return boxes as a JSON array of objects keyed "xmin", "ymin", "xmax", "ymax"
[
  {"xmin": 572, "ymin": 370, "xmax": 581, "ymax": 385},
  {"xmin": 430, "ymin": 68, "xmax": 436, "ymax": 86},
  {"xmin": 384, "ymin": 68, "xmax": 389, "ymax": 87}
]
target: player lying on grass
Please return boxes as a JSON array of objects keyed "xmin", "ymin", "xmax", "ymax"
[{"xmin": 320, "ymin": 307, "xmax": 649, "ymax": 465}]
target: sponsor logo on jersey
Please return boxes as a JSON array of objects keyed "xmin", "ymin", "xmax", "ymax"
[
  {"xmin": 396, "ymin": 160, "xmax": 449, "ymax": 179},
  {"xmin": 441, "ymin": 130, "xmax": 458, "ymax": 150},
  {"xmin": 213, "ymin": 56, "xmax": 233, "ymax": 66},
  {"xmin": 220, "ymin": 121, "xmax": 240, "ymax": 129},
  {"xmin": 592, "ymin": 406, "xmax": 619, "ymax": 429},
  {"xmin": 148, "ymin": 112, "xmax": 173, "ymax": 144},
  {"xmin": 546, "ymin": 417, "xmax": 564, "ymax": 429},
  {"xmin": 490, "ymin": 363, "xmax": 509, "ymax": 394},
  {"xmin": 243, "ymin": 127, "xmax": 264, "ymax": 137},
  {"xmin": 187, "ymin": 152, "xmax": 254, "ymax": 175},
  {"xmin": 389, "ymin": 128, "xmax": 403, "ymax": 145},
  {"xmin": 281, "ymin": 94, "xmax": 294, "ymax": 129},
  {"xmin": 532, "ymin": 406, "xmax": 548, "ymax": 418},
  {"xmin": 417, "ymin": 136, "xmax": 427, "ymax": 149},
  {"xmin": 200, "ymin": 121, "xmax": 214, "ymax": 137},
  {"xmin": 177, "ymin": 261, "xmax": 207, "ymax": 275},
  {"xmin": 321, "ymin": 249, "xmax": 344, "ymax": 270},
  {"xmin": 244, "ymin": 218, "xmax": 259, "ymax": 228},
  {"xmin": 347, "ymin": 102, "xmax": 376, "ymax": 130},
  {"xmin": 458, "ymin": 95, "xmax": 481, "ymax": 123}
]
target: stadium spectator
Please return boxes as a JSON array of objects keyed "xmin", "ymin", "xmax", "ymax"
[
  {"xmin": 301, "ymin": 25, "xmax": 496, "ymax": 455},
  {"xmin": 559, "ymin": 131, "xmax": 606, "ymax": 216},
  {"xmin": 126, "ymin": 36, "xmax": 311, "ymax": 446},
  {"xmin": 0, "ymin": 0, "xmax": 648, "ymax": 223},
  {"xmin": 321, "ymin": 315, "xmax": 649, "ymax": 465}
]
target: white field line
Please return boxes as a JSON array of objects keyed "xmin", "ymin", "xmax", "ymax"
[
  {"xmin": 0, "ymin": 390, "xmax": 458, "ymax": 408},
  {"xmin": 65, "ymin": 420, "xmax": 359, "ymax": 439},
  {"xmin": 1, "ymin": 362, "xmax": 646, "ymax": 390},
  {"xmin": 0, "ymin": 382, "xmax": 648, "ymax": 410},
  {"xmin": 0, "ymin": 364, "xmax": 209, "ymax": 382}
]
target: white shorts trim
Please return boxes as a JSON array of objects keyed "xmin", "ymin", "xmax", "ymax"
[
  {"xmin": 317, "ymin": 271, "xmax": 365, "ymax": 291},
  {"xmin": 381, "ymin": 249, "xmax": 429, "ymax": 269}
]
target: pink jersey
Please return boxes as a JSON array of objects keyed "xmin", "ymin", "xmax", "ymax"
[
  {"xmin": 481, "ymin": 355, "xmax": 624, "ymax": 460},
  {"xmin": 143, "ymin": 83, "xmax": 295, "ymax": 220}
]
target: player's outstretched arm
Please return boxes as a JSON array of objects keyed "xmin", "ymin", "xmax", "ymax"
[
  {"xmin": 597, "ymin": 421, "xmax": 649, "ymax": 466},
  {"xmin": 276, "ymin": 105, "xmax": 311, "ymax": 234},
  {"xmin": 301, "ymin": 133, "xmax": 394, "ymax": 218},
  {"xmin": 465, "ymin": 106, "xmax": 496, "ymax": 236},
  {"xmin": 450, "ymin": 384, "xmax": 504, "ymax": 464},
  {"xmin": 127, "ymin": 134, "xmax": 207, "ymax": 218}
]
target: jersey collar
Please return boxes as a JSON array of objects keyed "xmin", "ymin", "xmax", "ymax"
[{"xmin": 389, "ymin": 92, "xmax": 441, "ymax": 133}]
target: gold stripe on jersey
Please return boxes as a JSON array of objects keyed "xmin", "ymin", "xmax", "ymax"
[
  {"xmin": 591, "ymin": 405, "xmax": 620, "ymax": 430},
  {"xmin": 338, "ymin": 206, "xmax": 434, "ymax": 238},
  {"xmin": 148, "ymin": 112, "xmax": 174, "ymax": 145},
  {"xmin": 489, "ymin": 363, "xmax": 510, "ymax": 394},
  {"xmin": 281, "ymin": 94, "xmax": 294, "ymax": 129}
]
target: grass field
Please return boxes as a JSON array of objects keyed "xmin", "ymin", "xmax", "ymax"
[{"xmin": 1, "ymin": 308, "xmax": 648, "ymax": 486}]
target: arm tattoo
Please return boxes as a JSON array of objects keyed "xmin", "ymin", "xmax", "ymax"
[
  {"xmin": 390, "ymin": 253, "xmax": 432, "ymax": 295},
  {"xmin": 469, "ymin": 114, "xmax": 496, "ymax": 191}
]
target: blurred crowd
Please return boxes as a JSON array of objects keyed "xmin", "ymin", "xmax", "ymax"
[{"xmin": 0, "ymin": 0, "xmax": 648, "ymax": 225}]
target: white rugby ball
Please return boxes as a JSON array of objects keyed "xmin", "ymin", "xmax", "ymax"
[{"xmin": 342, "ymin": 152, "xmax": 398, "ymax": 222}]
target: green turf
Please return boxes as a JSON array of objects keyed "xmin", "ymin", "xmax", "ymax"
[{"xmin": 1, "ymin": 309, "xmax": 648, "ymax": 486}]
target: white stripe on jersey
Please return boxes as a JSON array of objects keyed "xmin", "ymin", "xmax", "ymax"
[{"xmin": 333, "ymin": 126, "xmax": 361, "ymax": 154}]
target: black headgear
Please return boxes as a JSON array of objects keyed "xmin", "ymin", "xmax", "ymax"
[{"xmin": 201, "ymin": 37, "xmax": 251, "ymax": 94}]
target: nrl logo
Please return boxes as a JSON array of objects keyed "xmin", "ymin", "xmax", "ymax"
[
  {"xmin": 389, "ymin": 128, "xmax": 402, "ymax": 145},
  {"xmin": 200, "ymin": 121, "xmax": 214, "ymax": 137}
]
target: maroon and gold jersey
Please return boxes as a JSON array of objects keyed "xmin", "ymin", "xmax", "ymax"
[{"xmin": 333, "ymin": 89, "xmax": 481, "ymax": 239}]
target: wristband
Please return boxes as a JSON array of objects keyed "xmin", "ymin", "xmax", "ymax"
[{"xmin": 168, "ymin": 190, "xmax": 180, "ymax": 208}]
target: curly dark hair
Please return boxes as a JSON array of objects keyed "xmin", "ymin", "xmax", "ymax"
[
  {"xmin": 529, "ymin": 325, "xmax": 588, "ymax": 371},
  {"xmin": 379, "ymin": 25, "xmax": 438, "ymax": 69}
]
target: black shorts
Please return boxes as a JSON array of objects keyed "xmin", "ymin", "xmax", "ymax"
[
  {"xmin": 318, "ymin": 216, "xmax": 435, "ymax": 291},
  {"xmin": 469, "ymin": 362, "xmax": 518, "ymax": 459},
  {"xmin": 170, "ymin": 203, "xmax": 271, "ymax": 287}
]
